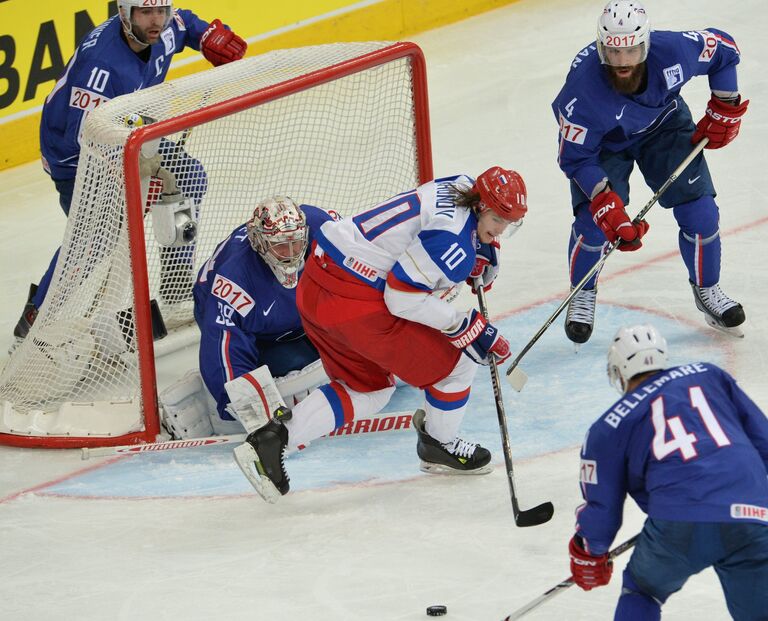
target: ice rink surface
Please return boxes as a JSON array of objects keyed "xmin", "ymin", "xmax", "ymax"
[{"xmin": 1, "ymin": 0, "xmax": 766, "ymax": 619}]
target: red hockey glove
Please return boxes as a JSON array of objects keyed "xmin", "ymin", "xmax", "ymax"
[
  {"xmin": 445, "ymin": 310, "xmax": 511, "ymax": 365},
  {"xmin": 201, "ymin": 19, "xmax": 247, "ymax": 67},
  {"xmin": 589, "ymin": 190, "xmax": 648, "ymax": 252},
  {"xmin": 692, "ymin": 95, "xmax": 749, "ymax": 149},
  {"xmin": 569, "ymin": 536, "xmax": 613, "ymax": 591},
  {"xmin": 467, "ymin": 241, "xmax": 500, "ymax": 294}
]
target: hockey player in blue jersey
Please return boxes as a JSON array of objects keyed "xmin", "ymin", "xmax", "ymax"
[
  {"xmin": 568, "ymin": 324, "xmax": 768, "ymax": 620},
  {"xmin": 552, "ymin": 1, "xmax": 749, "ymax": 344},
  {"xmin": 12, "ymin": 0, "xmax": 246, "ymax": 343},
  {"xmin": 159, "ymin": 197, "xmax": 337, "ymax": 439}
]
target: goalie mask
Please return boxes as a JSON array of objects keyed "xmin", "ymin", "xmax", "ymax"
[
  {"xmin": 247, "ymin": 196, "xmax": 308, "ymax": 289},
  {"xmin": 118, "ymin": 0, "xmax": 173, "ymax": 48},
  {"xmin": 606, "ymin": 324, "xmax": 668, "ymax": 394}
]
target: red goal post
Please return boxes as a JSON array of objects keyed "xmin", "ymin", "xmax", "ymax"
[{"xmin": 0, "ymin": 41, "xmax": 432, "ymax": 448}]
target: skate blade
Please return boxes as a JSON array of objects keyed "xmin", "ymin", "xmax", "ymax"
[
  {"xmin": 233, "ymin": 443, "xmax": 282, "ymax": 503},
  {"xmin": 572, "ymin": 341, "xmax": 582, "ymax": 353},
  {"xmin": 419, "ymin": 461, "xmax": 493, "ymax": 476},
  {"xmin": 703, "ymin": 315, "xmax": 744, "ymax": 338}
]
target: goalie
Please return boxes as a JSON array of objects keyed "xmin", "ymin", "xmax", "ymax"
[{"xmin": 160, "ymin": 196, "xmax": 338, "ymax": 439}]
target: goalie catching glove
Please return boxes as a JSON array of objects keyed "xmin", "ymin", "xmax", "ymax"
[
  {"xmin": 444, "ymin": 309, "xmax": 510, "ymax": 365},
  {"xmin": 590, "ymin": 189, "xmax": 649, "ymax": 251},
  {"xmin": 467, "ymin": 241, "xmax": 500, "ymax": 294},
  {"xmin": 569, "ymin": 535, "xmax": 613, "ymax": 591},
  {"xmin": 201, "ymin": 19, "xmax": 247, "ymax": 67}
]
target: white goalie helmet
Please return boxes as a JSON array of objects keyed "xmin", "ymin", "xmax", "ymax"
[
  {"xmin": 606, "ymin": 324, "xmax": 668, "ymax": 394},
  {"xmin": 247, "ymin": 196, "xmax": 308, "ymax": 289},
  {"xmin": 118, "ymin": 0, "xmax": 173, "ymax": 46},
  {"xmin": 597, "ymin": 1, "xmax": 650, "ymax": 66}
]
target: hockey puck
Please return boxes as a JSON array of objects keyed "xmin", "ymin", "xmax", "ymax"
[{"xmin": 426, "ymin": 605, "xmax": 447, "ymax": 616}]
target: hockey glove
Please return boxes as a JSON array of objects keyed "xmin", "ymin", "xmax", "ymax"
[
  {"xmin": 467, "ymin": 241, "xmax": 500, "ymax": 294},
  {"xmin": 589, "ymin": 190, "xmax": 648, "ymax": 252},
  {"xmin": 569, "ymin": 535, "xmax": 613, "ymax": 591},
  {"xmin": 201, "ymin": 19, "xmax": 247, "ymax": 67},
  {"xmin": 444, "ymin": 310, "xmax": 511, "ymax": 365},
  {"xmin": 692, "ymin": 95, "xmax": 749, "ymax": 149}
]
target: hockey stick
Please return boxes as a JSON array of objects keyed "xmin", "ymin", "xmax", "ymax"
[
  {"xmin": 505, "ymin": 137, "xmax": 709, "ymax": 391},
  {"xmin": 500, "ymin": 534, "xmax": 639, "ymax": 620},
  {"xmin": 476, "ymin": 281, "xmax": 554, "ymax": 527},
  {"xmin": 81, "ymin": 409, "xmax": 414, "ymax": 459}
]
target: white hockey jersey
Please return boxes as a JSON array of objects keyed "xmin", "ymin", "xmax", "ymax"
[{"xmin": 314, "ymin": 175, "xmax": 481, "ymax": 333}]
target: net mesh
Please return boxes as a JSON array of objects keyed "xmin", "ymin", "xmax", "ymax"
[{"xmin": 0, "ymin": 42, "xmax": 425, "ymax": 440}]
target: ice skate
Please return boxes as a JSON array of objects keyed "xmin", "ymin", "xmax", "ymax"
[
  {"xmin": 565, "ymin": 287, "xmax": 596, "ymax": 347},
  {"xmin": 233, "ymin": 406, "xmax": 292, "ymax": 503},
  {"xmin": 690, "ymin": 281, "xmax": 745, "ymax": 338},
  {"xmin": 413, "ymin": 409, "xmax": 492, "ymax": 475}
]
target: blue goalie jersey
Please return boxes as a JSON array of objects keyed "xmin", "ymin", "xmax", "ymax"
[
  {"xmin": 40, "ymin": 10, "xmax": 210, "ymax": 180},
  {"xmin": 193, "ymin": 205, "xmax": 335, "ymax": 416},
  {"xmin": 576, "ymin": 363, "xmax": 768, "ymax": 555},
  {"xmin": 552, "ymin": 29, "xmax": 742, "ymax": 198}
]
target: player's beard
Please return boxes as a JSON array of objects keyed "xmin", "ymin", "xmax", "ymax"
[
  {"xmin": 132, "ymin": 24, "xmax": 161, "ymax": 46},
  {"xmin": 605, "ymin": 63, "xmax": 646, "ymax": 95}
]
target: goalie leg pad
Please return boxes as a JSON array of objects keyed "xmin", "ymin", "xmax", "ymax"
[
  {"xmin": 159, "ymin": 370, "xmax": 216, "ymax": 439},
  {"xmin": 225, "ymin": 365, "xmax": 286, "ymax": 433},
  {"xmin": 275, "ymin": 358, "xmax": 329, "ymax": 405}
]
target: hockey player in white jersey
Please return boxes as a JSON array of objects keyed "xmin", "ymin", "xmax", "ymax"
[
  {"xmin": 12, "ymin": 0, "xmax": 247, "ymax": 342},
  {"xmin": 231, "ymin": 167, "xmax": 528, "ymax": 503}
]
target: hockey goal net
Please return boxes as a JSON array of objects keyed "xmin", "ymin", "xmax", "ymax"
[{"xmin": 0, "ymin": 41, "xmax": 432, "ymax": 448}]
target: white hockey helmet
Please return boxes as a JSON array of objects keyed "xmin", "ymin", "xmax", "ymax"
[
  {"xmin": 247, "ymin": 196, "xmax": 308, "ymax": 289},
  {"xmin": 118, "ymin": 0, "xmax": 173, "ymax": 46},
  {"xmin": 597, "ymin": 1, "xmax": 650, "ymax": 66},
  {"xmin": 606, "ymin": 324, "xmax": 668, "ymax": 393}
]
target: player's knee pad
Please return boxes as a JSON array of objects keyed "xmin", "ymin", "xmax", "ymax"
[
  {"xmin": 672, "ymin": 196, "xmax": 719, "ymax": 238},
  {"xmin": 614, "ymin": 568, "xmax": 662, "ymax": 621},
  {"xmin": 275, "ymin": 359, "xmax": 328, "ymax": 405},
  {"xmin": 572, "ymin": 204, "xmax": 609, "ymax": 247}
]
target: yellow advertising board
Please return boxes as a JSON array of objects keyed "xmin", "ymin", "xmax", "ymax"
[{"xmin": 0, "ymin": 0, "xmax": 516, "ymax": 170}]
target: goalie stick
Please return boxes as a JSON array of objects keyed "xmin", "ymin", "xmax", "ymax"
[
  {"xmin": 475, "ymin": 281, "xmax": 554, "ymax": 527},
  {"xmin": 505, "ymin": 138, "xmax": 709, "ymax": 392},
  {"xmin": 500, "ymin": 534, "xmax": 639, "ymax": 620},
  {"xmin": 81, "ymin": 409, "xmax": 414, "ymax": 459}
]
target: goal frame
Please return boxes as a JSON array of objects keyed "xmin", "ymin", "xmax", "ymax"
[{"xmin": 0, "ymin": 42, "xmax": 432, "ymax": 449}]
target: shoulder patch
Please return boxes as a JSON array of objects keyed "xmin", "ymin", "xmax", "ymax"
[
  {"xmin": 211, "ymin": 274, "xmax": 255, "ymax": 317},
  {"xmin": 579, "ymin": 459, "xmax": 598, "ymax": 484},
  {"xmin": 663, "ymin": 64, "xmax": 684, "ymax": 89},
  {"xmin": 559, "ymin": 112, "xmax": 588, "ymax": 145},
  {"xmin": 698, "ymin": 31, "xmax": 718, "ymax": 63}
]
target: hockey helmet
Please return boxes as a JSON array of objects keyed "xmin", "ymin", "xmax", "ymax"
[
  {"xmin": 474, "ymin": 166, "xmax": 527, "ymax": 223},
  {"xmin": 606, "ymin": 324, "xmax": 668, "ymax": 394},
  {"xmin": 597, "ymin": 1, "xmax": 650, "ymax": 66},
  {"xmin": 118, "ymin": 0, "xmax": 173, "ymax": 46},
  {"xmin": 247, "ymin": 196, "xmax": 308, "ymax": 289}
]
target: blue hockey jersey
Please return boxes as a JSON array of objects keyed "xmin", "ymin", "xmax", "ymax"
[
  {"xmin": 552, "ymin": 29, "xmax": 742, "ymax": 199},
  {"xmin": 40, "ymin": 10, "xmax": 211, "ymax": 180},
  {"xmin": 193, "ymin": 205, "xmax": 335, "ymax": 415},
  {"xmin": 576, "ymin": 363, "xmax": 768, "ymax": 555}
]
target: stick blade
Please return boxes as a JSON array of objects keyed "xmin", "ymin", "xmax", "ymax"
[
  {"xmin": 515, "ymin": 501, "xmax": 554, "ymax": 527},
  {"xmin": 506, "ymin": 366, "xmax": 528, "ymax": 392}
]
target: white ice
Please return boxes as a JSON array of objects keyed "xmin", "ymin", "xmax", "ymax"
[{"xmin": 1, "ymin": 0, "xmax": 766, "ymax": 619}]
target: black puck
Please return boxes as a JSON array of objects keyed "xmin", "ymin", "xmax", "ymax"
[{"xmin": 426, "ymin": 605, "xmax": 447, "ymax": 616}]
